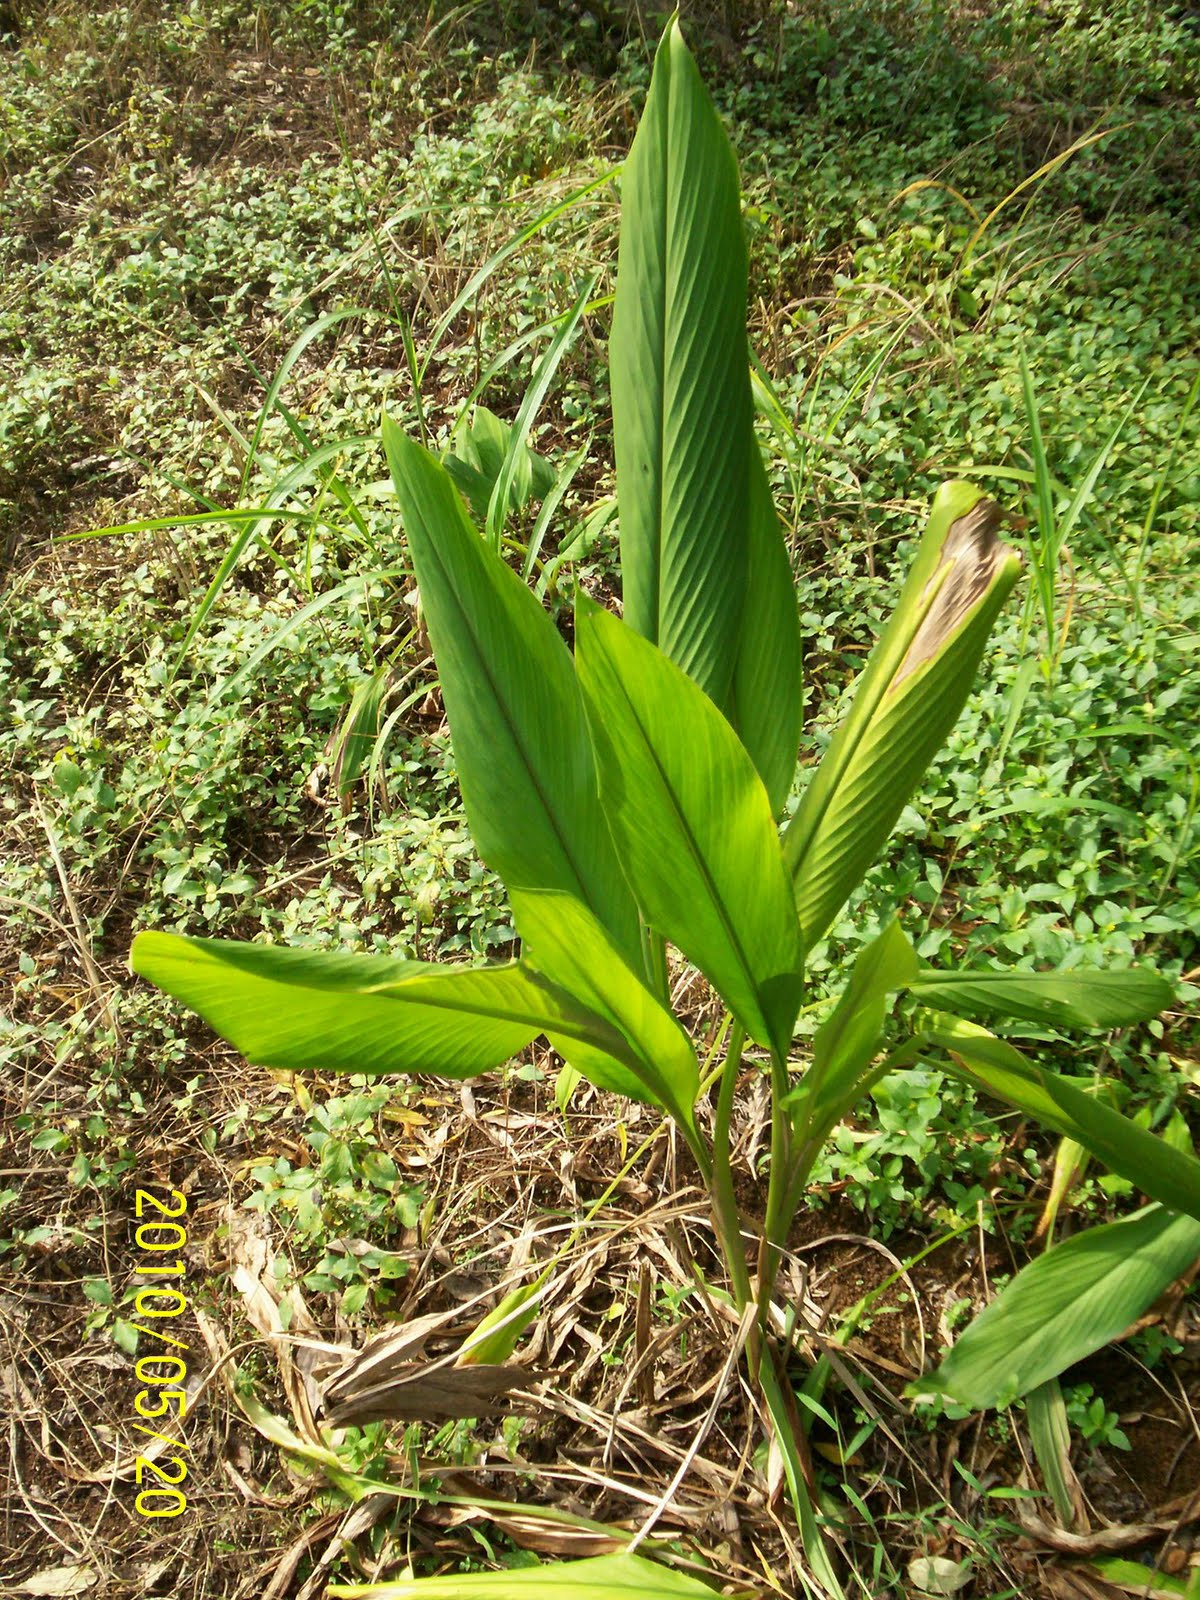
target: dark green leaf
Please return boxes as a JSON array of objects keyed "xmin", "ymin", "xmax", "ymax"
[
  {"xmin": 728, "ymin": 448, "xmax": 803, "ymax": 817},
  {"xmin": 384, "ymin": 418, "xmax": 640, "ymax": 965}
]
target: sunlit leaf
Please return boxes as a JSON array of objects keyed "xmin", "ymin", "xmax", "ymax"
[
  {"xmin": 577, "ymin": 601, "xmax": 802, "ymax": 1057},
  {"xmin": 909, "ymin": 966, "xmax": 1174, "ymax": 1030},
  {"xmin": 783, "ymin": 482, "xmax": 1021, "ymax": 954},
  {"xmin": 611, "ymin": 18, "xmax": 752, "ymax": 706}
]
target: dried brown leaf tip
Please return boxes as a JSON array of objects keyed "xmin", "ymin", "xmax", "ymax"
[{"xmin": 892, "ymin": 498, "xmax": 1015, "ymax": 689}]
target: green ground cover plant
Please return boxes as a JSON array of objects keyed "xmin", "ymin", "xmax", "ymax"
[{"xmin": 126, "ymin": 21, "xmax": 1200, "ymax": 1596}]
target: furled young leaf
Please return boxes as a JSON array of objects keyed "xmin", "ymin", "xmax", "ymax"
[
  {"xmin": 782, "ymin": 483, "xmax": 1021, "ymax": 955},
  {"xmin": 457, "ymin": 1273, "xmax": 550, "ymax": 1367},
  {"xmin": 728, "ymin": 448, "xmax": 803, "ymax": 817},
  {"xmin": 610, "ymin": 18, "xmax": 752, "ymax": 707},
  {"xmin": 131, "ymin": 931, "xmax": 637, "ymax": 1082},
  {"xmin": 788, "ymin": 918, "xmax": 919, "ymax": 1130},
  {"xmin": 576, "ymin": 600, "xmax": 802, "ymax": 1058},
  {"xmin": 908, "ymin": 966, "xmax": 1174, "ymax": 1030},
  {"xmin": 384, "ymin": 418, "xmax": 639, "ymax": 965},
  {"xmin": 914, "ymin": 1205, "xmax": 1200, "ymax": 1409},
  {"xmin": 1025, "ymin": 1380, "xmax": 1079, "ymax": 1528},
  {"xmin": 444, "ymin": 404, "xmax": 555, "ymax": 524},
  {"xmin": 926, "ymin": 1014, "xmax": 1200, "ymax": 1222},
  {"xmin": 511, "ymin": 887, "xmax": 701, "ymax": 1135},
  {"xmin": 328, "ymin": 1551, "xmax": 752, "ymax": 1599}
]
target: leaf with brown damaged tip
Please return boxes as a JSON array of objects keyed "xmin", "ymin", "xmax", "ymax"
[{"xmin": 783, "ymin": 480, "xmax": 1021, "ymax": 955}]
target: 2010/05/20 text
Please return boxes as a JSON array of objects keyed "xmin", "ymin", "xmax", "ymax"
[{"xmin": 129, "ymin": 1188, "xmax": 191, "ymax": 1519}]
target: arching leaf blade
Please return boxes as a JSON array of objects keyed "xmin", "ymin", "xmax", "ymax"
[
  {"xmin": 131, "ymin": 931, "xmax": 636, "ymax": 1083},
  {"xmin": 511, "ymin": 887, "xmax": 701, "ymax": 1134},
  {"xmin": 928, "ymin": 1015, "xmax": 1200, "ymax": 1223},
  {"xmin": 910, "ymin": 966, "xmax": 1175, "ymax": 1030},
  {"xmin": 384, "ymin": 417, "xmax": 640, "ymax": 966},
  {"xmin": 913, "ymin": 1205, "xmax": 1200, "ymax": 1410}
]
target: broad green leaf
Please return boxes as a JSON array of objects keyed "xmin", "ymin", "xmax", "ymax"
[
  {"xmin": 788, "ymin": 919, "xmax": 919, "ymax": 1130},
  {"xmin": 914, "ymin": 1204, "xmax": 1200, "ymax": 1409},
  {"xmin": 576, "ymin": 601, "xmax": 802, "ymax": 1057},
  {"xmin": 328, "ymin": 1552, "xmax": 751, "ymax": 1599},
  {"xmin": 909, "ymin": 966, "xmax": 1174, "ymax": 1030},
  {"xmin": 384, "ymin": 418, "xmax": 639, "ymax": 965},
  {"xmin": 511, "ymin": 887, "xmax": 701, "ymax": 1134},
  {"xmin": 611, "ymin": 18, "xmax": 752, "ymax": 706},
  {"xmin": 927, "ymin": 1015, "xmax": 1200, "ymax": 1222},
  {"xmin": 782, "ymin": 482, "xmax": 1021, "ymax": 955},
  {"xmin": 728, "ymin": 448, "xmax": 803, "ymax": 817},
  {"xmin": 131, "ymin": 931, "xmax": 637, "ymax": 1083}
]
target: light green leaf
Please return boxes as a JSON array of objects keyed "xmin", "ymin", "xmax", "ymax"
[
  {"xmin": 458, "ymin": 1273, "xmax": 550, "ymax": 1367},
  {"xmin": 909, "ymin": 966, "xmax": 1174, "ymax": 1030},
  {"xmin": 914, "ymin": 1204, "xmax": 1200, "ymax": 1409},
  {"xmin": 511, "ymin": 887, "xmax": 701, "ymax": 1134},
  {"xmin": 611, "ymin": 17, "xmax": 752, "ymax": 706},
  {"xmin": 384, "ymin": 417, "xmax": 639, "ymax": 965},
  {"xmin": 728, "ymin": 448, "xmax": 803, "ymax": 817},
  {"xmin": 783, "ymin": 482, "xmax": 1021, "ymax": 955},
  {"xmin": 927, "ymin": 1015, "xmax": 1200, "ymax": 1222},
  {"xmin": 576, "ymin": 601, "xmax": 802, "ymax": 1057},
  {"xmin": 790, "ymin": 919, "xmax": 919, "ymax": 1128},
  {"xmin": 329, "ymin": 1552, "xmax": 748, "ymax": 1599},
  {"xmin": 1025, "ymin": 1379, "xmax": 1077, "ymax": 1527},
  {"xmin": 131, "ymin": 931, "xmax": 634, "ymax": 1082}
]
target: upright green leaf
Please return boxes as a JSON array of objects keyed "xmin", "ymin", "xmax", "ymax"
[
  {"xmin": 788, "ymin": 918, "xmax": 919, "ymax": 1130},
  {"xmin": 611, "ymin": 18, "xmax": 752, "ymax": 706},
  {"xmin": 909, "ymin": 966, "xmax": 1174, "ymax": 1030},
  {"xmin": 576, "ymin": 601, "xmax": 802, "ymax": 1057},
  {"xmin": 384, "ymin": 418, "xmax": 639, "ymax": 965},
  {"xmin": 1025, "ymin": 1380, "xmax": 1078, "ymax": 1527},
  {"xmin": 132, "ymin": 931, "xmax": 637, "ymax": 1084},
  {"xmin": 782, "ymin": 482, "xmax": 1021, "ymax": 954},
  {"xmin": 927, "ymin": 1015, "xmax": 1200, "ymax": 1222},
  {"xmin": 913, "ymin": 1205, "xmax": 1200, "ymax": 1409},
  {"xmin": 511, "ymin": 887, "xmax": 701, "ymax": 1136},
  {"xmin": 728, "ymin": 448, "xmax": 803, "ymax": 817}
]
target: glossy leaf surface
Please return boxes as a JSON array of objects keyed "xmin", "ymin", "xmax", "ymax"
[
  {"xmin": 133, "ymin": 932, "xmax": 632, "ymax": 1081},
  {"xmin": 512, "ymin": 887, "xmax": 701, "ymax": 1133},
  {"xmin": 577, "ymin": 600, "xmax": 802, "ymax": 1057},
  {"xmin": 610, "ymin": 19, "xmax": 752, "ymax": 706}
]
